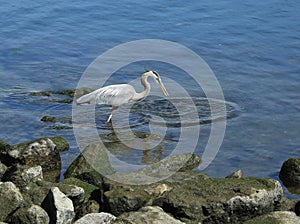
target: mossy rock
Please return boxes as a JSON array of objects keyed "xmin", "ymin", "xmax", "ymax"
[
  {"xmin": 64, "ymin": 143, "xmax": 115, "ymax": 186},
  {"xmin": 62, "ymin": 177, "xmax": 99, "ymax": 201},
  {"xmin": 102, "ymin": 171, "xmax": 283, "ymax": 223}
]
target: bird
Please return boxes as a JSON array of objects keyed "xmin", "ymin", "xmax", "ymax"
[{"xmin": 76, "ymin": 70, "xmax": 169, "ymax": 123}]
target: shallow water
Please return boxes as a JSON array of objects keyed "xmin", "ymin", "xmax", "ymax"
[{"xmin": 1, "ymin": 1, "xmax": 300, "ymax": 198}]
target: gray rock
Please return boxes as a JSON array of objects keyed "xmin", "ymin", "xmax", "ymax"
[
  {"xmin": 2, "ymin": 165, "xmax": 43, "ymax": 188},
  {"xmin": 226, "ymin": 169, "xmax": 242, "ymax": 179},
  {"xmin": 7, "ymin": 204, "xmax": 50, "ymax": 224},
  {"xmin": 41, "ymin": 187, "xmax": 75, "ymax": 224},
  {"xmin": 74, "ymin": 212, "xmax": 116, "ymax": 224},
  {"xmin": 103, "ymin": 171, "xmax": 283, "ymax": 223},
  {"xmin": 1, "ymin": 136, "xmax": 69, "ymax": 182},
  {"xmin": 0, "ymin": 182, "xmax": 24, "ymax": 221},
  {"xmin": 244, "ymin": 211, "xmax": 300, "ymax": 224},
  {"xmin": 116, "ymin": 206, "xmax": 184, "ymax": 224},
  {"xmin": 279, "ymin": 158, "xmax": 300, "ymax": 193}
]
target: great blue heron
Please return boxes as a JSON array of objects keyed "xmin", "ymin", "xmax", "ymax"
[{"xmin": 76, "ymin": 70, "xmax": 169, "ymax": 122}]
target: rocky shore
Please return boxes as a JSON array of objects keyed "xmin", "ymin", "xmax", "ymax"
[{"xmin": 0, "ymin": 136, "xmax": 300, "ymax": 224}]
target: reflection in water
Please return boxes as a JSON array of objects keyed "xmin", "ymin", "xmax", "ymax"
[{"xmin": 93, "ymin": 96, "xmax": 239, "ymax": 166}]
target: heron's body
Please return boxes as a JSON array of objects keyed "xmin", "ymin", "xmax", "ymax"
[{"xmin": 76, "ymin": 71, "xmax": 168, "ymax": 122}]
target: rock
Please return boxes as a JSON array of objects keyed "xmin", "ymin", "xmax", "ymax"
[
  {"xmin": 279, "ymin": 158, "xmax": 300, "ymax": 193},
  {"xmin": 0, "ymin": 139, "xmax": 13, "ymax": 165},
  {"xmin": 62, "ymin": 177, "xmax": 100, "ymax": 202},
  {"xmin": 74, "ymin": 212, "xmax": 116, "ymax": 224},
  {"xmin": 226, "ymin": 169, "xmax": 243, "ymax": 179},
  {"xmin": 0, "ymin": 137, "xmax": 69, "ymax": 182},
  {"xmin": 115, "ymin": 206, "xmax": 184, "ymax": 224},
  {"xmin": 2, "ymin": 165, "xmax": 43, "ymax": 188},
  {"xmin": 279, "ymin": 196, "xmax": 296, "ymax": 212},
  {"xmin": 7, "ymin": 204, "xmax": 50, "ymax": 224},
  {"xmin": 64, "ymin": 143, "xmax": 115, "ymax": 184},
  {"xmin": 244, "ymin": 211, "xmax": 300, "ymax": 224},
  {"xmin": 0, "ymin": 182, "xmax": 24, "ymax": 221},
  {"xmin": 31, "ymin": 88, "xmax": 93, "ymax": 103},
  {"xmin": 75, "ymin": 200, "xmax": 100, "ymax": 220},
  {"xmin": 21, "ymin": 180, "xmax": 85, "ymax": 211},
  {"xmin": 103, "ymin": 171, "xmax": 283, "ymax": 223},
  {"xmin": 0, "ymin": 161, "xmax": 7, "ymax": 179},
  {"xmin": 41, "ymin": 116, "xmax": 58, "ymax": 123},
  {"xmin": 295, "ymin": 201, "xmax": 300, "ymax": 216},
  {"xmin": 41, "ymin": 187, "xmax": 75, "ymax": 224}
]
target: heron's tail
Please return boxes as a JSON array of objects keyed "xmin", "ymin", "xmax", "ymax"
[{"xmin": 76, "ymin": 92, "xmax": 95, "ymax": 105}]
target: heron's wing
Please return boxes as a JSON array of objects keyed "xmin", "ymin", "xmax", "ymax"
[{"xmin": 76, "ymin": 84, "xmax": 135, "ymax": 106}]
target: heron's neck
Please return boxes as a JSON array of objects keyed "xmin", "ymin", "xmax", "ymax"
[{"xmin": 133, "ymin": 75, "xmax": 150, "ymax": 101}]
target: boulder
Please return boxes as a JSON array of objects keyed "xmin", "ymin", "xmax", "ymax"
[
  {"xmin": 21, "ymin": 180, "xmax": 85, "ymax": 209},
  {"xmin": 7, "ymin": 204, "xmax": 49, "ymax": 224},
  {"xmin": 0, "ymin": 161, "xmax": 7, "ymax": 179},
  {"xmin": 41, "ymin": 187, "xmax": 75, "ymax": 224},
  {"xmin": 102, "ymin": 171, "xmax": 283, "ymax": 223},
  {"xmin": 0, "ymin": 136, "xmax": 69, "ymax": 182},
  {"xmin": 244, "ymin": 211, "xmax": 300, "ymax": 224},
  {"xmin": 279, "ymin": 158, "xmax": 300, "ymax": 193},
  {"xmin": 64, "ymin": 143, "xmax": 115, "ymax": 185},
  {"xmin": 115, "ymin": 206, "xmax": 184, "ymax": 224},
  {"xmin": 2, "ymin": 165, "xmax": 43, "ymax": 188},
  {"xmin": 74, "ymin": 212, "xmax": 116, "ymax": 224},
  {"xmin": 226, "ymin": 169, "xmax": 243, "ymax": 179},
  {"xmin": 0, "ymin": 182, "xmax": 24, "ymax": 221}
]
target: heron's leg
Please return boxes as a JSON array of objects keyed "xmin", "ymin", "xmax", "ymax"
[{"xmin": 107, "ymin": 106, "xmax": 118, "ymax": 123}]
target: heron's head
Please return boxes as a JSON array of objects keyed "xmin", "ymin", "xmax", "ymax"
[{"xmin": 144, "ymin": 70, "xmax": 169, "ymax": 96}]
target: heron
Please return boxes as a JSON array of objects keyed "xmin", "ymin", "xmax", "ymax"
[{"xmin": 76, "ymin": 70, "xmax": 169, "ymax": 123}]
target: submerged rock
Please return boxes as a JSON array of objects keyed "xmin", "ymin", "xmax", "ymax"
[
  {"xmin": 74, "ymin": 212, "xmax": 116, "ymax": 224},
  {"xmin": 0, "ymin": 182, "xmax": 24, "ymax": 221},
  {"xmin": 102, "ymin": 171, "xmax": 283, "ymax": 223},
  {"xmin": 41, "ymin": 187, "xmax": 75, "ymax": 224},
  {"xmin": 279, "ymin": 158, "xmax": 300, "ymax": 193},
  {"xmin": 0, "ymin": 136, "xmax": 69, "ymax": 182},
  {"xmin": 115, "ymin": 206, "xmax": 184, "ymax": 224}
]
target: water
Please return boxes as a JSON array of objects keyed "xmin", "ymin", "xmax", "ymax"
[{"xmin": 1, "ymin": 1, "xmax": 300, "ymax": 197}]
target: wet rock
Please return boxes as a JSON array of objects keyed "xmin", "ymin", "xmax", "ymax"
[
  {"xmin": 41, "ymin": 116, "xmax": 58, "ymax": 123},
  {"xmin": 2, "ymin": 165, "xmax": 43, "ymax": 188},
  {"xmin": 31, "ymin": 87, "xmax": 93, "ymax": 103},
  {"xmin": 64, "ymin": 143, "xmax": 115, "ymax": 184},
  {"xmin": 244, "ymin": 211, "xmax": 300, "ymax": 224},
  {"xmin": 0, "ymin": 182, "xmax": 24, "ymax": 221},
  {"xmin": 115, "ymin": 206, "xmax": 184, "ymax": 224},
  {"xmin": 41, "ymin": 187, "xmax": 75, "ymax": 224},
  {"xmin": 0, "ymin": 137, "xmax": 69, "ymax": 182},
  {"xmin": 7, "ymin": 204, "xmax": 50, "ymax": 224},
  {"xmin": 74, "ymin": 212, "xmax": 116, "ymax": 224},
  {"xmin": 279, "ymin": 158, "xmax": 300, "ymax": 193},
  {"xmin": 103, "ymin": 171, "xmax": 283, "ymax": 223},
  {"xmin": 226, "ymin": 169, "xmax": 243, "ymax": 179}
]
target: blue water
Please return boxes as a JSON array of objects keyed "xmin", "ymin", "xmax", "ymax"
[{"xmin": 1, "ymin": 1, "xmax": 300, "ymax": 197}]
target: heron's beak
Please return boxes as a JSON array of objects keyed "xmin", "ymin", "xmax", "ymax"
[{"xmin": 158, "ymin": 80, "xmax": 169, "ymax": 96}]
